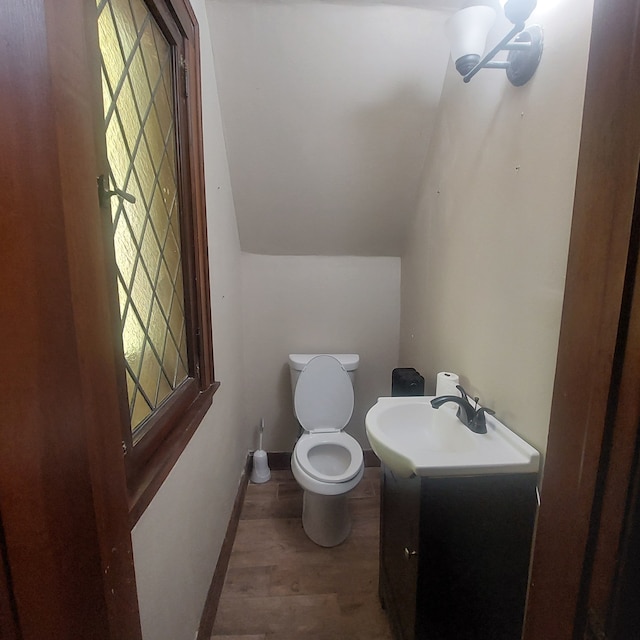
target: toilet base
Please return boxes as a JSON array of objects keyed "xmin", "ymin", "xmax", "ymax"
[{"xmin": 301, "ymin": 490, "xmax": 351, "ymax": 547}]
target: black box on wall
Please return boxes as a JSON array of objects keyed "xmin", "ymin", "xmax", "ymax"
[{"xmin": 391, "ymin": 368, "xmax": 425, "ymax": 397}]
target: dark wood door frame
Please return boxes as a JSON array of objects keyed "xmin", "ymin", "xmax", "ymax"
[
  {"xmin": 580, "ymin": 174, "xmax": 640, "ymax": 638},
  {"xmin": 0, "ymin": 1, "xmax": 142, "ymax": 638},
  {"xmin": 523, "ymin": 0, "xmax": 640, "ymax": 637}
]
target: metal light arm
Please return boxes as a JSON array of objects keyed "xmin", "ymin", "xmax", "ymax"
[{"xmin": 463, "ymin": 23, "xmax": 544, "ymax": 86}]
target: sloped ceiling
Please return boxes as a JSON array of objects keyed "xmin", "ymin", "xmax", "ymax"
[{"xmin": 207, "ymin": 0, "xmax": 458, "ymax": 256}]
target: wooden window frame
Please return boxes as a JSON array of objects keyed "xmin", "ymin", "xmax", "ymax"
[{"xmin": 95, "ymin": 0, "xmax": 219, "ymax": 524}]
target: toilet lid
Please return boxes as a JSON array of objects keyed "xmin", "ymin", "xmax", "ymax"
[{"xmin": 294, "ymin": 355, "xmax": 354, "ymax": 432}]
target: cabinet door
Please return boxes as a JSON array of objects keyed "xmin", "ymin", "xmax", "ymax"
[
  {"xmin": 417, "ymin": 474, "xmax": 538, "ymax": 639},
  {"xmin": 381, "ymin": 465, "xmax": 421, "ymax": 640}
]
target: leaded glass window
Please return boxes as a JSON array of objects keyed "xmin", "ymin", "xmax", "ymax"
[{"xmin": 97, "ymin": 0, "xmax": 189, "ymax": 439}]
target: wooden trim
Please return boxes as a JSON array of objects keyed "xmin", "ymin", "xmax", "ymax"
[
  {"xmin": 607, "ymin": 445, "xmax": 640, "ymax": 638},
  {"xmin": 197, "ymin": 454, "xmax": 251, "ymax": 640},
  {"xmin": 128, "ymin": 383, "xmax": 219, "ymax": 525},
  {"xmin": 0, "ymin": 518, "xmax": 19, "ymax": 640},
  {"xmin": 522, "ymin": 0, "xmax": 640, "ymax": 637},
  {"xmin": 582, "ymin": 187, "xmax": 640, "ymax": 630},
  {"xmin": 266, "ymin": 451, "xmax": 293, "ymax": 470},
  {"xmin": 180, "ymin": 0, "xmax": 215, "ymax": 388},
  {"xmin": 364, "ymin": 449, "xmax": 382, "ymax": 467}
]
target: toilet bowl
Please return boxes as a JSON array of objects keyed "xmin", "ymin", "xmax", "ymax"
[{"xmin": 289, "ymin": 354, "xmax": 364, "ymax": 547}]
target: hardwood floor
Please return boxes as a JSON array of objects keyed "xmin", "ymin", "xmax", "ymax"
[{"xmin": 211, "ymin": 467, "xmax": 393, "ymax": 640}]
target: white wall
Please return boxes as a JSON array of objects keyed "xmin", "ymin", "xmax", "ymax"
[
  {"xmin": 401, "ymin": 0, "xmax": 594, "ymax": 458},
  {"xmin": 241, "ymin": 253, "xmax": 401, "ymax": 451},
  {"xmin": 130, "ymin": 3, "xmax": 249, "ymax": 639},
  {"xmin": 208, "ymin": 0, "xmax": 450, "ymax": 256}
]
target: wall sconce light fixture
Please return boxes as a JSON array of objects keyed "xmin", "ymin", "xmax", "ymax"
[{"xmin": 445, "ymin": 1, "xmax": 543, "ymax": 86}]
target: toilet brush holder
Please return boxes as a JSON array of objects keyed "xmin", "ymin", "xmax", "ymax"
[
  {"xmin": 251, "ymin": 449, "xmax": 271, "ymax": 483},
  {"xmin": 251, "ymin": 418, "xmax": 271, "ymax": 483}
]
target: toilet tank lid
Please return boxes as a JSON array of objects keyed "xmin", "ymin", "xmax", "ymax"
[{"xmin": 288, "ymin": 354, "xmax": 359, "ymax": 372}]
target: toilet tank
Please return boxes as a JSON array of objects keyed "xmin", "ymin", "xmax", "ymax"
[{"xmin": 288, "ymin": 354, "xmax": 359, "ymax": 398}]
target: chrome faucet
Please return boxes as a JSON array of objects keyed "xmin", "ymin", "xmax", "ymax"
[{"xmin": 430, "ymin": 385, "xmax": 494, "ymax": 434}]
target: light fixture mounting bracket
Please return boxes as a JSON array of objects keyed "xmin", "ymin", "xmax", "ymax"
[{"xmin": 506, "ymin": 25, "xmax": 544, "ymax": 86}]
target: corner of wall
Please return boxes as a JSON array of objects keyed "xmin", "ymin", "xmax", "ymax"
[{"xmin": 131, "ymin": 2, "xmax": 250, "ymax": 639}]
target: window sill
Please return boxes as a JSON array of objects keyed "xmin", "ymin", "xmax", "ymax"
[{"xmin": 128, "ymin": 381, "xmax": 220, "ymax": 526}]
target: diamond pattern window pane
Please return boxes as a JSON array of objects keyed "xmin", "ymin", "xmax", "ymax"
[{"xmin": 97, "ymin": 0, "xmax": 189, "ymax": 437}]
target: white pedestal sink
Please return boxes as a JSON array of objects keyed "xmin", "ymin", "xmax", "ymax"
[{"xmin": 365, "ymin": 396, "xmax": 540, "ymax": 478}]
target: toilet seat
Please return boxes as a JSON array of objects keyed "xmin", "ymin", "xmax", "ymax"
[{"xmin": 294, "ymin": 432, "xmax": 363, "ymax": 484}]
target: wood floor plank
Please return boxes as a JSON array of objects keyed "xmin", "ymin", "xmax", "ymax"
[
  {"xmin": 211, "ymin": 465, "xmax": 391, "ymax": 639},
  {"xmin": 212, "ymin": 636, "xmax": 266, "ymax": 640},
  {"xmin": 349, "ymin": 477, "xmax": 378, "ymax": 499},
  {"xmin": 268, "ymin": 558, "xmax": 378, "ymax": 597},
  {"xmin": 350, "ymin": 498, "xmax": 382, "ymax": 528},
  {"xmin": 337, "ymin": 592, "xmax": 394, "ymax": 640},
  {"xmin": 240, "ymin": 493, "xmax": 302, "ymax": 520},
  {"xmin": 213, "ymin": 594, "xmax": 343, "ymax": 636},
  {"xmin": 217, "ymin": 565, "xmax": 273, "ymax": 598},
  {"xmin": 228, "ymin": 524, "xmax": 379, "ymax": 568}
]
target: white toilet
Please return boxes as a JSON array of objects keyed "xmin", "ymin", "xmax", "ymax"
[{"xmin": 288, "ymin": 353, "xmax": 364, "ymax": 547}]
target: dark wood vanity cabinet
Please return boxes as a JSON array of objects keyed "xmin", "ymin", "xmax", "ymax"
[{"xmin": 379, "ymin": 465, "xmax": 538, "ymax": 640}]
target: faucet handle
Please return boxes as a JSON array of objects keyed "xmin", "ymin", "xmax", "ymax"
[
  {"xmin": 456, "ymin": 384, "xmax": 470, "ymax": 401},
  {"xmin": 456, "ymin": 385, "xmax": 481, "ymax": 411},
  {"xmin": 470, "ymin": 407, "xmax": 495, "ymax": 434}
]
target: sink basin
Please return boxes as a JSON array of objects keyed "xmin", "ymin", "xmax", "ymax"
[{"xmin": 365, "ymin": 396, "xmax": 540, "ymax": 478}]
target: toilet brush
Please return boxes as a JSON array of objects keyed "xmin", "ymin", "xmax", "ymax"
[{"xmin": 250, "ymin": 418, "xmax": 271, "ymax": 483}]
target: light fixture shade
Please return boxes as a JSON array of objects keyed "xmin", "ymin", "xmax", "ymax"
[
  {"xmin": 445, "ymin": 6, "xmax": 497, "ymax": 76},
  {"xmin": 500, "ymin": 0, "xmax": 537, "ymax": 25}
]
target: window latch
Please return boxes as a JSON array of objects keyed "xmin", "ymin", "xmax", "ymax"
[{"xmin": 97, "ymin": 174, "xmax": 136, "ymax": 208}]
